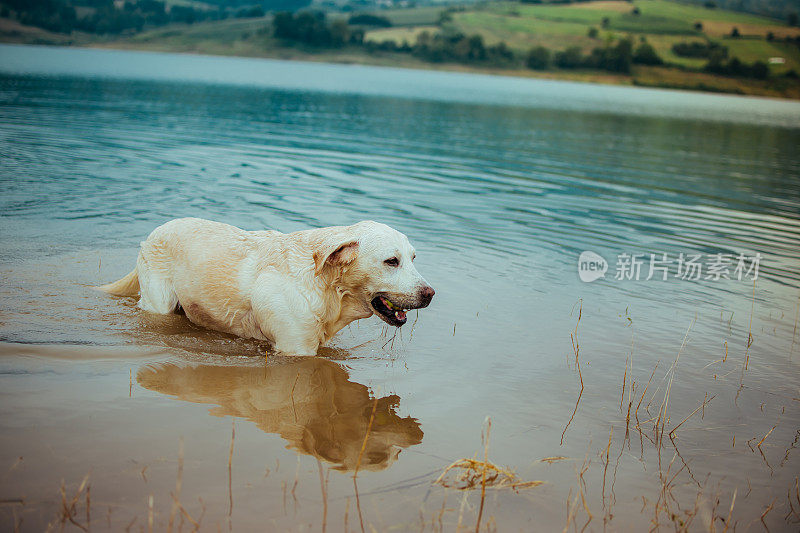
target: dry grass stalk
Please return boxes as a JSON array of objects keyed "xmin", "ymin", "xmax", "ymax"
[
  {"xmin": 635, "ymin": 361, "xmax": 659, "ymax": 425},
  {"xmin": 744, "ymin": 279, "xmax": 755, "ymax": 370},
  {"xmin": 668, "ymin": 395, "xmax": 716, "ymax": 438},
  {"xmin": 168, "ymin": 437, "xmax": 184, "ymax": 533},
  {"xmin": 317, "ymin": 458, "xmax": 328, "ymax": 533},
  {"xmin": 456, "ymin": 489, "xmax": 469, "ymax": 532},
  {"xmin": 292, "ymin": 457, "xmax": 299, "ymax": 503},
  {"xmin": 437, "ymin": 489, "xmax": 447, "ymax": 533},
  {"xmin": 785, "ymin": 477, "xmax": 800, "ymax": 523},
  {"xmin": 563, "ymin": 488, "xmax": 580, "ymax": 533},
  {"xmin": 475, "ymin": 417, "xmax": 490, "ymax": 533},
  {"xmin": 435, "ymin": 458, "xmax": 543, "ymax": 492},
  {"xmin": 147, "ymin": 494, "xmax": 154, "ymax": 533},
  {"xmin": 539, "ymin": 456, "xmax": 568, "ymax": 464},
  {"xmin": 563, "ymin": 449, "xmax": 591, "ymax": 533},
  {"xmin": 756, "ymin": 424, "xmax": 777, "ymax": 449},
  {"xmin": 59, "ymin": 473, "xmax": 90, "ymax": 532},
  {"xmin": 759, "ymin": 498, "xmax": 775, "ymax": 530},
  {"xmin": 561, "ymin": 299, "xmax": 584, "ymax": 446},
  {"xmin": 353, "ymin": 477, "xmax": 365, "ymax": 533},
  {"xmin": 721, "ymin": 489, "xmax": 736, "ymax": 533},
  {"xmin": 290, "ymin": 372, "xmax": 300, "ymax": 422},
  {"xmin": 601, "ymin": 427, "xmax": 613, "ymax": 510},
  {"xmin": 353, "ymin": 395, "xmax": 379, "ymax": 478},
  {"xmin": 654, "ymin": 315, "xmax": 696, "ymax": 446},
  {"xmin": 228, "ymin": 419, "xmax": 235, "ymax": 518},
  {"xmin": 344, "ymin": 496, "xmax": 349, "ymax": 533}
]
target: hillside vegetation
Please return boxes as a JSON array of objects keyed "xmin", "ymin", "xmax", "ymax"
[
  {"xmin": 363, "ymin": 0, "xmax": 800, "ymax": 96},
  {"xmin": 1, "ymin": 0, "xmax": 799, "ymax": 98}
]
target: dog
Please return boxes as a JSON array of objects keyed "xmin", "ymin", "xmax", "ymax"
[{"xmin": 96, "ymin": 218, "xmax": 434, "ymax": 356}]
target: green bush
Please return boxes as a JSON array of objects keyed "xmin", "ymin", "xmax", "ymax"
[
  {"xmin": 526, "ymin": 46, "xmax": 551, "ymax": 70},
  {"xmin": 633, "ymin": 42, "xmax": 663, "ymax": 65},
  {"xmin": 347, "ymin": 14, "xmax": 392, "ymax": 27}
]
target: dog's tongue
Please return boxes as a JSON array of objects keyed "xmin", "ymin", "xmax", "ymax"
[{"xmin": 395, "ymin": 310, "xmax": 407, "ymax": 321}]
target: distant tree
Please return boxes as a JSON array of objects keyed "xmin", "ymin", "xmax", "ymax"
[
  {"xmin": 329, "ymin": 19, "xmax": 350, "ymax": 46},
  {"xmin": 694, "ymin": 21, "xmax": 703, "ymax": 31},
  {"xmin": 170, "ymin": 5, "xmax": 199, "ymax": 24},
  {"xmin": 703, "ymin": 1, "xmax": 716, "ymax": 8},
  {"xmin": 631, "ymin": 7, "xmax": 640, "ymax": 16},
  {"xmin": 704, "ymin": 54, "xmax": 769, "ymax": 79},
  {"xmin": 487, "ymin": 41, "xmax": 514, "ymax": 63},
  {"xmin": 672, "ymin": 41, "xmax": 727, "ymax": 59},
  {"xmin": 789, "ymin": 12, "xmax": 798, "ymax": 27},
  {"xmin": 607, "ymin": 37, "xmax": 633, "ymax": 73},
  {"xmin": 273, "ymin": 11, "xmax": 295, "ymax": 39},
  {"xmin": 633, "ymin": 42, "xmax": 662, "ymax": 65},
  {"xmin": 730, "ymin": 27, "xmax": 740, "ymax": 38},
  {"xmin": 704, "ymin": 49, "xmax": 727, "ymax": 73},
  {"xmin": 766, "ymin": 32, "xmax": 774, "ymax": 41},
  {"xmin": 272, "ymin": 11, "xmax": 338, "ymax": 46},
  {"xmin": 347, "ymin": 14, "xmax": 391, "ymax": 27},
  {"xmin": 587, "ymin": 27, "xmax": 599, "ymax": 39},
  {"xmin": 751, "ymin": 61, "xmax": 769, "ymax": 79},
  {"xmin": 526, "ymin": 46, "xmax": 551, "ymax": 70},
  {"xmin": 236, "ymin": 6, "xmax": 265, "ymax": 18},
  {"xmin": 601, "ymin": 17, "xmax": 610, "ymax": 29},
  {"xmin": 467, "ymin": 34, "xmax": 486, "ymax": 60},
  {"xmin": 554, "ymin": 47, "xmax": 583, "ymax": 69},
  {"xmin": 583, "ymin": 38, "xmax": 633, "ymax": 73},
  {"xmin": 437, "ymin": 10, "xmax": 452, "ymax": 26}
]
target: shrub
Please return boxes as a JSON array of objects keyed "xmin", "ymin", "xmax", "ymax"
[
  {"xmin": 555, "ymin": 47, "xmax": 583, "ymax": 69},
  {"xmin": 526, "ymin": 46, "xmax": 551, "ymax": 70},
  {"xmin": 672, "ymin": 41, "xmax": 727, "ymax": 59},
  {"xmin": 633, "ymin": 42, "xmax": 663, "ymax": 65},
  {"xmin": 347, "ymin": 14, "xmax": 391, "ymax": 27}
]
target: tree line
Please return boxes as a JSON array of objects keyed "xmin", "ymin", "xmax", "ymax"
[
  {"xmin": 0, "ymin": 0, "xmax": 310, "ymax": 35},
  {"xmin": 272, "ymin": 11, "xmax": 784, "ymax": 81}
]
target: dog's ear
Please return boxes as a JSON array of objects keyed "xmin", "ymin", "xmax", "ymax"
[{"xmin": 313, "ymin": 238, "xmax": 359, "ymax": 276}]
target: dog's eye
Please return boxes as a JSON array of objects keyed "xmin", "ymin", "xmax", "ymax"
[{"xmin": 384, "ymin": 257, "xmax": 399, "ymax": 267}]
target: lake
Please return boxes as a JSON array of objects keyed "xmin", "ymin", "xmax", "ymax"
[{"xmin": 1, "ymin": 43, "xmax": 799, "ymax": 531}]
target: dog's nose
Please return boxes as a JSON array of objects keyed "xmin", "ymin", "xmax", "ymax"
[{"xmin": 419, "ymin": 285, "xmax": 435, "ymax": 306}]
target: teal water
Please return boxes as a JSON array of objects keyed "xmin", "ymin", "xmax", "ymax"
[{"xmin": 1, "ymin": 44, "xmax": 799, "ymax": 531}]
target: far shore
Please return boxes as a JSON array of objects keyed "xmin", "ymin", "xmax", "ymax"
[{"xmin": 2, "ymin": 16, "xmax": 799, "ymax": 100}]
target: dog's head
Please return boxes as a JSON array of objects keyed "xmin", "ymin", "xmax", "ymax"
[{"xmin": 313, "ymin": 221, "xmax": 435, "ymax": 327}]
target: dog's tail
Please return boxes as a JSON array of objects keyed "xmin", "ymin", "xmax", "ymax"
[{"xmin": 95, "ymin": 268, "xmax": 140, "ymax": 297}]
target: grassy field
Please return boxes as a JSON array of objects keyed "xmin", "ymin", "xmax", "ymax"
[{"xmin": 369, "ymin": 0, "xmax": 800, "ymax": 81}]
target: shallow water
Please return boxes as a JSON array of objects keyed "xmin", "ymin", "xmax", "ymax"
[{"xmin": 1, "ymin": 44, "xmax": 799, "ymax": 531}]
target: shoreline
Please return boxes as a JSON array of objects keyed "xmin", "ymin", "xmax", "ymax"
[
  {"xmin": 4, "ymin": 39, "xmax": 799, "ymax": 102},
  {"xmin": 84, "ymin": 41, "xmax": 800, "ymax": 100}
]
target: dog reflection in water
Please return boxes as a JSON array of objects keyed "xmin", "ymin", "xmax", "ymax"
[{"xmin": 137, "ymin": 357, "xmax": 423, "ymax": 471}]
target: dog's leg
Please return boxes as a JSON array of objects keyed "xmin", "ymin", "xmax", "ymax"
[
  {"xmin": 251, "ymin": 271, "xmax": 320, "ymax": 356},
  {"xmin": 136, "ymin": 249, "xmax": 178, "ymax": 314}
]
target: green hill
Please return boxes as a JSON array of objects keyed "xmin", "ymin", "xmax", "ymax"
[{"xmin": 2, "ymin": 0, "xmax": 799, "ymax": 98}]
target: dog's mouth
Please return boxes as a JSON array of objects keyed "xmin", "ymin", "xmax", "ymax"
[{"xmin": 371, "ymin": 295, "xmax": 410, "ymax": 327}]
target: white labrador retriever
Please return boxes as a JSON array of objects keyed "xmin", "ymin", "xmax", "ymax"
[{"xmin": 97, "ymin": 218, "xmax": 434, "ymax": 356}]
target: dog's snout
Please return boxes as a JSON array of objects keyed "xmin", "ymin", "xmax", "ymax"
[{"xmin": 418, "ymin": 285, "xmax": 435, "ymax": 306}]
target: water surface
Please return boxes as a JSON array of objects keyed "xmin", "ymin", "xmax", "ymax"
[{"xmin": 1, "ymin": 44, "xmax": 799, "ymax": 531}]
